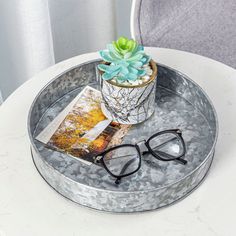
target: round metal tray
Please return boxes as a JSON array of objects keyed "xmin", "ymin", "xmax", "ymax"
[{"xmin": 28, "ymin": 60, "xmax": 218, "ymax": 213}]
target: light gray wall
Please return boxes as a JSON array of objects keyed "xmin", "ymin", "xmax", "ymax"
[
  {"xmin": 115, "ymin": 0, "xmax": 132, "ymax": 39},
  {"xmin": 49, "ymin": 0, "xmax": 132, "ymax": 63},
  {"xmin": 0, "ymin": 0, "xmax": 132, "ymax": 100},
  {"xmin": 0, "ymin": 0, "xmax": 55, "ymax": 101}
]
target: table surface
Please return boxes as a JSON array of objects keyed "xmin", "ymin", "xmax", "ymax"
[{"xmin": 0, "ymin": 48, "xmax": 236, "ymax": 236}]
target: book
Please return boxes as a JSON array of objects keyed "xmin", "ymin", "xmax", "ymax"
[{"xmin": 36, "ymin": 86, "xmax": 131, "ymax": 165}]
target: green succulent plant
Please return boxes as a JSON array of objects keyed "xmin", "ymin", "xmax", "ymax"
[
  {"xmin": 112, "ymin": 37, "xmax": 138, "ymax": 56},
  {"xmin": 97, "ymin": 36, "xmax": 151, "ymax": 83}
]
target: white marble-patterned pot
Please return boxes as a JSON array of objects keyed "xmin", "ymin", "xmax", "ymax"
[{"xmin": 99, "ymin": 60, "xmax": 158, "ymax": 124}]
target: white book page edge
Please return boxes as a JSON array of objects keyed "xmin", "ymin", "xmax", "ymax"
[{"xmin": 36, "ymin": 86, "xmax": 101, "ymax": 144}]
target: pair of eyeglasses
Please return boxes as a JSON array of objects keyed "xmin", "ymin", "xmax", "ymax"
[{"xmin": 94, "ymin": 129, "xmax": 187, "ymax": 184}]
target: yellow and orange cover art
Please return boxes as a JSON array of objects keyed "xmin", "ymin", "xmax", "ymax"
[{"xmin": 36, "ymin": 86, "xmax": 130, "ymax": 164}]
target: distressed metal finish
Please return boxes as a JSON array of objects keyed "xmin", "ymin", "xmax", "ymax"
[{"xmin": 28, "ymin": 60, "xmax": 218, "ymax": 213}]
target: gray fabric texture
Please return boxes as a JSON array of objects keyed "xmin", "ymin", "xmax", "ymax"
[{"xmin": 133, "ymin": 0, "xmax": 236, "ymax": 68}]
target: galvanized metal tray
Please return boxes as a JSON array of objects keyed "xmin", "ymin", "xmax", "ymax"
[{"xmin": 28, "ymin": 60, "xmax": 218, "ymax": 213}]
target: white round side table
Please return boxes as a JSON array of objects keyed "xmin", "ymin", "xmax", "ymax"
[{"xmin": 0, "ymin": 48, "xmax": 236, "ymax": 236}]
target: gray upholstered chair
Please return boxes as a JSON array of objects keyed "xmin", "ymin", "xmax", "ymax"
[{"xmin": 131, "ymin": 0, "xmax": 236, "ymax": 68}]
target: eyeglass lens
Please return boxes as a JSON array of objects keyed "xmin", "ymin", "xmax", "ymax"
[
  {"xmin": 103, "ymin": 146, "xmax": 140, "ymax": 177},
  {"xmin": 148, "ymin": 132, "xmax": 184, "ymax": 159}
]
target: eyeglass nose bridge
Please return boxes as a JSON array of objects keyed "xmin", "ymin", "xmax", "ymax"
[
  {"xmin": 136, "ymin": 139, "xmax": 147, "ymax": 146},
  {"xmin": 135, "ymin": 139, "xmax": 148, "ymax": 152}
]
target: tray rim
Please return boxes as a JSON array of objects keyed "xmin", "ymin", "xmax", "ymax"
[
  {"xmin": 31, "ymin": 147, "xmax": 214, "ymax": 213},
  {"xmin": 27, "ymin": 59, "xmax": 219, "ymax": 193}
]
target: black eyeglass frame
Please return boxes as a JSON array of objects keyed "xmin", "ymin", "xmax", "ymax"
[{"xmin": 94, "ymin": 129, "xmax": 187, "ymax": 184}]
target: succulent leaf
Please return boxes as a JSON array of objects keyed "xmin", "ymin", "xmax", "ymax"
[
  {"xmin": 98, "ymin": 37, "xmax": 152, "ymax": 83},
  {"xmin": 103, "ymin": 70, "xmax": 120, "ymax": 80},
  {"xmin": 130, "ymin": 61, "xmax": 143, "ymax": 68},
  {"xmin": 99, "ymin": 51, "xmax": 114, "ymax": 63},
  {"xmin": 127, "ymin": 73, "xmax": 138, "ymax": 81},
  {"xmin": 116, "ymin": 76, "xmax": 127, "ymax": 83}
]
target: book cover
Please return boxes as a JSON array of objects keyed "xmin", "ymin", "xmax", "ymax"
[{"xmin": 36, "ymin": 86, "xmax": 131, "ymax": 165}]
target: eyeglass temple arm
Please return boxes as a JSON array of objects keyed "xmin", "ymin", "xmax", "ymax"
[
  {"xmin": 157, "ymin": 150, "xmax": 187, "ymax": 165},
  {"xmin": 143, "ymin": 149, "xmax": 187, "ymax": 165},
  {"xmin": 115, "ymin": 158, "xmax": 137, "ymax": 185}
]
